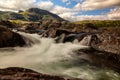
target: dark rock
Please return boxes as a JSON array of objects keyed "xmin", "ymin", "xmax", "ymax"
[
  {"xmin": 83, "ymin": 23, "xmax": 98, "ymax": 30},
  {"xmin": 0, "ymin": 20, "xmax": 16, "ymax": 28},
  {"xmin": 18, "ymin": 10, "xmax": 24, "ymax": 13},
  {"xmin": 0, "ymin": 67, "xmax": 81, "ymax": 80},
  {"xmin": 25, "ymin": 23, "xmax": 40, "ymax": 30},
  {"xmin": 64, "ymin": 32, "xmax": 100, "ymax": 44},
  {"xmin": 75, "ymin": 48, "xmax": 120, "ymax": 72},
  {"xmin": 55, "ymin": 29, "xmax": 75, "ymax": 37},
  {"xmin": 9, "ymin": 13, "xmax": 25, "ymax": 20},
  {"xmin": 55, "ymin": 30, "xmax": 100, "ymax": 44},
  {"xmin": 25, "ymin": 20, "xmax": 119, "ymax": 54},
  {"xmin": 91, "ymin": 27, "xmax": 120, "ymax": 54},
  {"xmin": 0, "ymin": 26, "xmax": 26, "ymax": 47},
  {"xmin": 42, "ymin": 28, "xmax": 76, "ymax": 38}
]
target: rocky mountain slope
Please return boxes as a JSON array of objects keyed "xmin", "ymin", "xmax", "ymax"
[{"xmin": 0, "ymin": 8, "xmax": 65, "ymax": 21}]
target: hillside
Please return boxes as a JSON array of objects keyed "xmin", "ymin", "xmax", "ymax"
[
  {"xmin": 73, "ymin": 20, "xmax": 120, "ymax": 28},
  {"xmin": 0, "ymin": 8, "xmax": 65, "ymax": 22}
]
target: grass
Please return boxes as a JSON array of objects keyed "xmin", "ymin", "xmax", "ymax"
[
  {"xmin": 19, "ymin": 11, "xmax": 31, "ymax": 15},
  {"xmin": 9, "ymin": 20, "xmax": 28, "ymax": 26},
  {"xmin": 73, "ymin": 20, "xmax": 120, "ymax": 28}
]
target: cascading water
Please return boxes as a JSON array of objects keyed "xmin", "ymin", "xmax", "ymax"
[
  {"xmin": 79, "ymin": 35, "xmax": 92, "ymax": 46},
  {"xmin": 17, "ymin": 32, "xmax": 40, "ymax": 46},
  {"xmin": 0, "ymin": 32, "xmax": 120, "ymax": 80}
]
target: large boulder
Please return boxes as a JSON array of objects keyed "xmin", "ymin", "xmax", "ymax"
[
  {"xmin": 91, "ymin": 27, "xmax": 120, "ymax": 54},
  {"xmin": 75, "ymin": 47, "xmax": 120, "ymax": 72},
  {"xmin": 0, "ymin": 26, "xmax": 26, "ymax": 47}
]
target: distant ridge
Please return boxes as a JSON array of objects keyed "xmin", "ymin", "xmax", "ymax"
[{"xmin": 0, "ymin": 8, "xmax": 65, "ymax": 21}]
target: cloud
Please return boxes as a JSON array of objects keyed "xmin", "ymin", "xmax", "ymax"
[
  {"xmin": 37, "ymin": 1, "xmax": 54, "ymax": 10},
  {"xmin": 0, "ymin": 0, "xmax": 54, "ymax": 12},
  {"xmin": 66, "ymin": 1, "xmax": 71, "ymax": 6},
  {"xmin": 0, "ymin": 0, "xmax": 36, "ymax": 10},
  {"xmin": 0, "ymin": 0, "xmax": 119, "ymax": 21},
  {"xmin": 62, "ymin": 0, "xmax": 68, "ymax": 3},
  {"xmin": 59, "ymin": 12, "xmax": 77, "ymax": 20},
  {"xmin": 76, "ymin": 15, "xmax": 107, "ymax": 21},
  {"xmin": 74, "ymin": 3, "xmax": 81, "ymax": 10},
  {"xmin": 62, "ymin": 15, "xmax": 107, "ymax": 21},
  {"xmin": 50, "ymin": 5, "xmax": 80, "ymax": 21},
  {"xmin": 0, "ymin": 0, "xmax": 78, "ymax": 21},
  {"xmin": 51, "ymin": 5, "xmax": 72, "ymax": 14},
  {"xmin": 107, "ymin": 7, "xmax": 120, "ymax": 20},
  {"xmin": 81, "ymin": 0, "xmax": 120, "ymax": 10}
]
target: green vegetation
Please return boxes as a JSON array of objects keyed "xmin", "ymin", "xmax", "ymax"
[
  {"xmin": 73, "ymin": 20, "xmax": 120, "ymax": 27},
  {"xmin": 9, "ymin": 20, "xmax": 26, "ymax": 26},
  {"xmin": 0, "ymin": 8, "xmax": 65, "ymax": 22},
  {"xmin": 19, "ymin": 11, "xmax": 31, "ymax": 15}
]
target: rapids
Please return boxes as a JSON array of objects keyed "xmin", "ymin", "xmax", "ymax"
[{"xmin": 0, "ymin": 32, "xmax": 120, "ymax": 80}]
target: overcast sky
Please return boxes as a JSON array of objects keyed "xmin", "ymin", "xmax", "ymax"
[{"xmin": 0, "ymin": 0, "xmax": 120, "ymax": 21}]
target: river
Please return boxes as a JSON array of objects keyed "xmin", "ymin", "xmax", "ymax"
[{"xmin": 0, "ymin": 32, "xmax": 120, "ymax": 80}]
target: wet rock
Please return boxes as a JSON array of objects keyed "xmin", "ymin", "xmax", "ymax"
[
  {"xmin": 1, "ymin": 20, "xmax": 118, "ymax": 54},
  {"xmin": 42, "ymin": 28, "xmax": 76, "ymax": 38},
  {"xmin": 0, "ymin": 67, "xmax": 81, "ymax": 80},
  {"xmin": 0, "ymin": 26, "xmax": 26, "ymax": 47},
  {"xmin": 53, "ymin": 27, "xmax": 120, "ymax": 54},
  {"xmin": 75, "ymin": 48, "xmax": 120, "ymax": 72},
  {"xmin": 55, "ymin": 30, "xmax": 99, "ymax": 44}
]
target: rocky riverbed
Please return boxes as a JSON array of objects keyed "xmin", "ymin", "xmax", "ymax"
[{"xmin": 0, "ymin": 20, "xmax": 120, "ymax": 80}]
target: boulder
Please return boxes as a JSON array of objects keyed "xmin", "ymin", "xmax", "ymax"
[
  {"xmin": 91, "ymin": 27, "xmax": 120, "ymax": 54},
  {"xmin": 42, "ymin": 28, "xmax": 76, "ymax": 38},
  {"xmin": 0, "ymin": 26, "xmax": 26, "ymax": 47},
  {"xmin": 0, "ymin": 20, "xmax": 16, "ymax": 28},
  {"xmin": 75, "ymin": 48, "xmax": 120, "ymax": 72},
  {"xmin": 0, "ymin": 67, "xmax": 81, "ymax": 80}
]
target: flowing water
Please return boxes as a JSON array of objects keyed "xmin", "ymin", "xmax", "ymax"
[{"xmin": 0, "ymin": 32, "xmax": 120, "ymax": 80}]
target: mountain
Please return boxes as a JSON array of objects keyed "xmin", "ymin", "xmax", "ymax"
[{"xmin": 0, "ymin": 8, "xmax": 65, "ymax": 21}]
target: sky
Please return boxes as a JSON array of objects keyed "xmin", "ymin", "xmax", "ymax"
[{"xmin": 0, "ymin": 0, "xmax": 120, "ymax": 21}]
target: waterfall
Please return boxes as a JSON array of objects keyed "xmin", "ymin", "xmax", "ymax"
[
  {"xmin": 55, "ymin": 33, "xmax": 66, "ymax": 43},
  {"xmin": 18, "ymin": 32, "xmax": 40, "ymax": 46},
  {"xmin": 79, "ymin": 35, "xmax": 92, "ymax": 46},
  {"xmin": 0, "ymin": 32, "xmax": 119, "ymax": 80}
]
